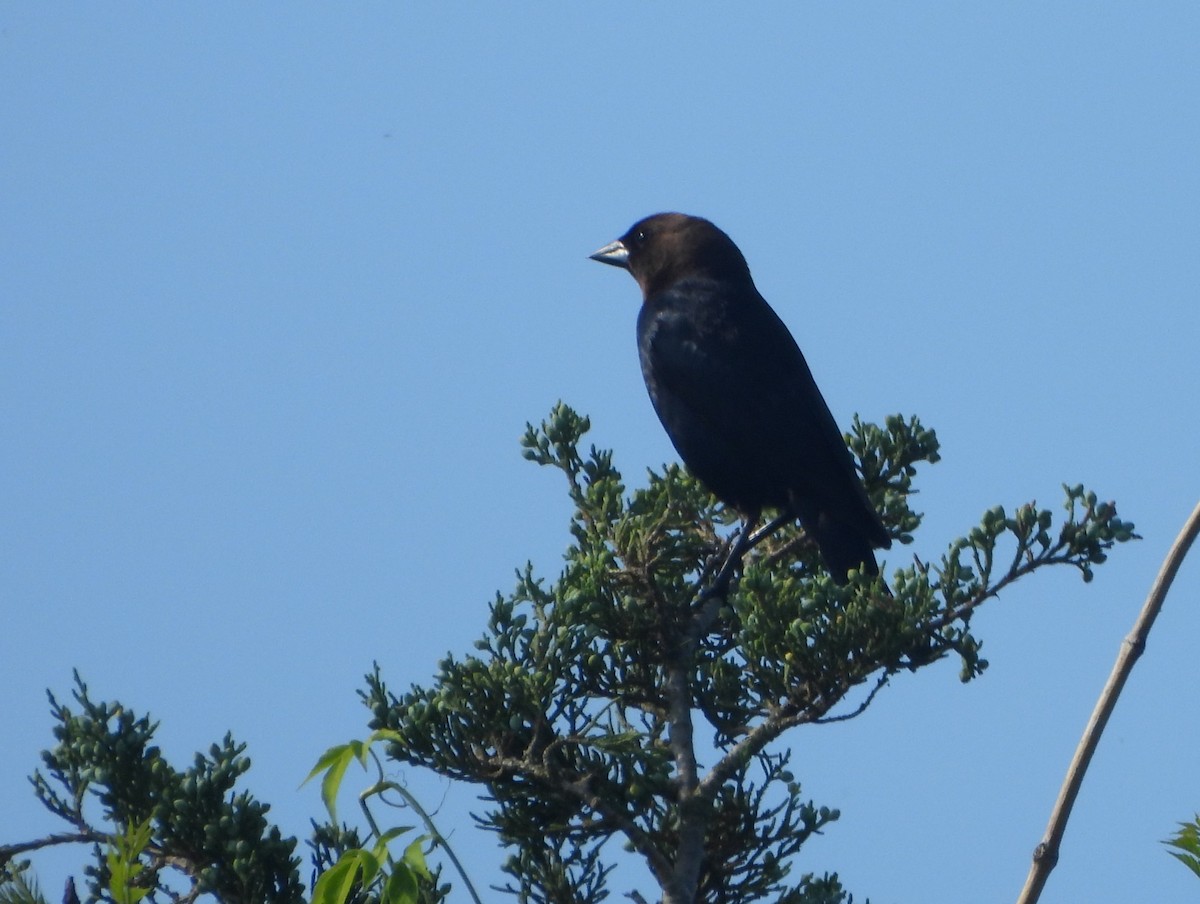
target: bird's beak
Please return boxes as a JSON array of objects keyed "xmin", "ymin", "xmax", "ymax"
[{"xmin": 589, "ymin": 240, "xmax": 630, "ymax": 269}]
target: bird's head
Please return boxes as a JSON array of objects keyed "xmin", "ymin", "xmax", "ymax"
[{"xmin": 590, "ymin": 212, "xmax": 752, "ymax": 298}]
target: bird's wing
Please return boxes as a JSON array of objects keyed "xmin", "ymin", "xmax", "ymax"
[{"xmin": 642, "ymin": 283, "xmax": 873, "ymax": 519}]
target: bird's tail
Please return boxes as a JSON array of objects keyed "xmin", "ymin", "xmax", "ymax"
[{"xmin": 803, "ymin": 509, "xmax": 888, "ymax": 589}]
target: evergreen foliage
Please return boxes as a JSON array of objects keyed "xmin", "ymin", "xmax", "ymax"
[
  {"xmin": 362, "ymin": 403, "xmax": 1135, "ymax": 903},
  {"xmin": 2, "ymin": 404, "xmax": 1136, "ymax": 903}
]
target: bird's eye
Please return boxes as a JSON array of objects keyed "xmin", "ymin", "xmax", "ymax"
[{"xmin": 633, "ymin": 230, "xmax": 647, "ymax": 246}]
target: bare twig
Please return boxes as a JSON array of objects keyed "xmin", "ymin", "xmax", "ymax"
[
  {"xmin": 1016, "ymin": 500, "xmax": 1200, "ymax": 904},
  {"xmin": 0, "ymin": 831, "xmax": 99, "ymax": 867},
  {"xmin": 814, "ymin": 673, "xmax": 892, "ymax": 725}
]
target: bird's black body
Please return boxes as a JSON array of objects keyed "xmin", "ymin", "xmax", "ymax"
[{"xmin": 590, "ymin": 213, "xmax": 890, "ymax": 583}]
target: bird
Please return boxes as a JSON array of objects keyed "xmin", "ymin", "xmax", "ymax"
[{"xmin": 589, "ymin": 212, "xmax": 890, "ymax": 584}]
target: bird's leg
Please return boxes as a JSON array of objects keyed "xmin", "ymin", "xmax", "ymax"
[
  {"xmin": 746, "ymin": 511, "xmax": 793, "ymax": 549},
  {"xmin": 705, "ymin": 515, "xmax": 759, "ymax": 599}
]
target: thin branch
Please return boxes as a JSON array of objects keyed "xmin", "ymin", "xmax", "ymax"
[
  {"xmin": 919, "ymin": 545, "xmax": 1088, "ymax": 639},
  {"xmin": 1016, "ymin": 499, "xmax": 1200, "ymax": 904},
  {"xmin": 697, "ymin": 676, "xmax": 858, "ymax": 804},
  {"xmin": 0, "ymin": 831, "xmax": 100, "ymax": 867},
  {"xmin": 814, "ymin": 672, "xmax": 892, "ymax": 725},
  {"xmin": 146, "ymin": 852, "xmax": 202, "ymax": 904}
]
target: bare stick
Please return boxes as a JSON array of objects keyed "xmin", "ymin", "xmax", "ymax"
[
  {"xmin": 0, "ymin": 832, "xmax": 99, "ymax": 867},
  {"xmin": 1016, "ymin": 499, "xmax": 1200, "ymax": 904}
]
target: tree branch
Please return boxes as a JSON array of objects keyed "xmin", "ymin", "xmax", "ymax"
[
  {"xmin": 1016, "ymin": 499, "xmax": 1200, "ymax": 904},
  {"xmin": 662, "ymin": 515, "xmax": 774, "ymax": 904},
  {"xmin": 814, "ymin": 672, "xmax": 892, "ymax": 724},
  {"xmin": 663, "ymin": 653, "xmax": 704, "ymax": 904},
  {"xmin": 698, "ymin": 674, "xmax": 861, "ymax": 804},
  {"xmin": 0, "ymin": 831, "xmax": 100, "ymax": 867}
]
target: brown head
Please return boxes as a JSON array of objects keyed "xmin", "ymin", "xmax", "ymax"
[{"xmin": 589, "ymin": 213, "xmax": 753, "ymax": 298}]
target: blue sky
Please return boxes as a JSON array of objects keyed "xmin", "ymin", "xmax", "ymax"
[{"xmin": 3, "ymin": 5, "xmax": 1199, "ymax": 902}]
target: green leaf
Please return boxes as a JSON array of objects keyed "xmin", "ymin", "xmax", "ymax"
[
  {"xmin": 312, "ymin": 857, "xmax": 361, "ymax": 904},
  {"xmin": 355, "ymin": 849, "xmax": 382, "ymax": 886},
  {"xmin": 304, "ymin": 742, "xmax": 351, "ymax": 786},
  {"xmin": 105, "ymin": 819, "xmax": 154, "ymax": 904},
  {"xmin": 302, "ymin": 743, "xmax": 358, "ymax": 822},
  {"xmin": 1164, "ymin": 815, "xmax": 1200, "ymax": 879},
  {"xmin": 370, "ymin": 826, "xmax": 416, "ymax": 862},
  {"xmin": 400, "ymin": 836, "xmax": 432, "ymax": 880},
  {"xmin": 0, "ymin": 870, "xmax": 48, "ymax": 904},
  {"xmin": 367, "ymin": 728, "xmax": 405, "ymax": 751},
  {"xmin": 381, "ymin": 864, "xmax": 419, "ymax": 904}
]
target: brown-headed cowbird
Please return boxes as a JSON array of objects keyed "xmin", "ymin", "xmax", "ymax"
[{"xmin": 590, "ymin": 212, "xmax": 890, "ymax": 583}]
